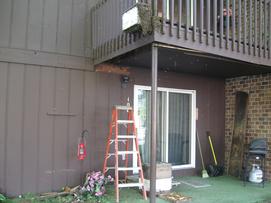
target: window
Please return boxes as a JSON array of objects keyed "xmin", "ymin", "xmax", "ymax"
[{"xmin": 134, "ymin": 85, "xmax": 196, "ymax": 169}]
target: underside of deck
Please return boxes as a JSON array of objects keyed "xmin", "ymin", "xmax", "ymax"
[{"xmin": 108, "ymin": 43, "xmax": 271, "ymax": 78}]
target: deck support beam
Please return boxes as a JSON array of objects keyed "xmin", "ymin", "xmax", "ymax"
[{"xmin": 150, "ymin": 43, "xmax": 158, "ymax": 203}]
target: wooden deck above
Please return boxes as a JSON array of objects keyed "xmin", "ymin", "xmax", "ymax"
[{"xmin": 91, "ymin": 0, "xmax": 271, "ymax": 76}]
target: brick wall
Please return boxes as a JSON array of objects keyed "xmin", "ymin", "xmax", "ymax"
[{"xmin": 225, "ymin": 74, "xmax": 271, "ymax": 180}]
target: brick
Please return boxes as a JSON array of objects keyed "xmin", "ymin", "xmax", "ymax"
[{"xmin": 225, "ymin": 74, "xmax": 271, "ymax": 180}]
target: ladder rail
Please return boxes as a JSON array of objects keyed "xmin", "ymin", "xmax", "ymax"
[
  {"xmin": 103, "ymin": 106, "xmax": 147, "ymax": 203},
  {"xmin": 115, "ymin": 109, "xmax": 120, "ymax": 203},
  {"xmin": 103, "ymin": 110, "xmax": 115, "ymax": 174}
]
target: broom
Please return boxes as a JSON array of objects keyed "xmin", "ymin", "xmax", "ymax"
[{"xmin": 196, "ymin": 131, "xmax": 209, "ymax": 178}]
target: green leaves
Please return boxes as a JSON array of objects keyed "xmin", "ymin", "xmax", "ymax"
[{"xmin": 0, "ymin": 194, "xmax": 6, "ymax": 202}]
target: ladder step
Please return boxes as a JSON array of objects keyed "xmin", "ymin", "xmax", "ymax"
[
  {"xmin": 118, "ymin": 135, "xmax": 136, "ymax": 139},
  {"xmin": 110, "ymin": 139, "xmax": 126, "ymax": 143},
  {"xmin": 105, "ymin": 167, "xmax": 115, "ymax": 170},
  {"xmin": 118, "ymin": 151, "xmax": 138, "ymax": 155},
  {"xmin": 115, "ymin": 105, "xmax": 133, "ymax": 110},
  {"xmin": 117, "ymin": 120, "xmax": 134, "ymax": 124},
  {"xmin": 118, "ymin": 183, "xmax": 143, "ymax": 188},
  {"xmin": 118, "ymin": 167, "xmax": 141, "ymax": 171}
]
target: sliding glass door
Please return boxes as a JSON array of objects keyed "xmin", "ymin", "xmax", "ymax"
[{"xmin": 134, "ymin": 85, "xmax": 196, "ymax": 169}]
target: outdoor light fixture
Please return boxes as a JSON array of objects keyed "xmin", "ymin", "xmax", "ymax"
[{"xmin": 120, "ymin": 75, "xmax": 130, "ymax": 88}]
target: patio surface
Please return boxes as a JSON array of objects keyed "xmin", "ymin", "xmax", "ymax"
[
  {"xmin": 105, "ymin": 176, "xmax": 271, "ymax": 203},
  {"xmin": 9, "ymin": 176, "xmax": 271, "ymax": 202}
]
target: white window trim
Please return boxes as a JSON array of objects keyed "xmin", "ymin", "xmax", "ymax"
[{"xmin": 133, "ymin": 85, "xmax": 196, "ymax": 170}]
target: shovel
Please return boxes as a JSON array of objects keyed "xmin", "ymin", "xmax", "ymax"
[{"xmin": 206, "ymin": 131, "xmax": 224, "ymax": 177}]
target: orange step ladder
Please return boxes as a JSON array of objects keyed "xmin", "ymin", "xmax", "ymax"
[{"xmin": 103, "ymin": 105, "xmax": 147, "ymax": 203}]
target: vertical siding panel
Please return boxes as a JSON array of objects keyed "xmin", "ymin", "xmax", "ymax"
[
  {"xmin": 71, "ymin": 0, "xmax": 86, "ymax": 56},
  {"xmin": 6, "ymin": 64, "xmax": 25, "ymax": 196},
  {"xmin": 22, "ymin": 66, "xmax": 40, "ymax": 194},
  {"xmin": 0, "ymin": 63, "xmax": 8, "ymax": 193},
  {"xmin": 83, "ymin": 72, "xmax": 96, "ymax": 172},
  {"xmin": 38, "ymin": 67, "xmax": 55, "ymax": 193},
  {"xmin": 85, "ymin": 0, "xmax": 91, "ymax": 57},
  {"xmin": 42, "ymin": 0, "xmax": 58, "ymax": 52},
  {"xmin": 57, "ymin": 0, "xmax": 73, "ymax": 54},
  {"xmin": 67, "ymin": 70, "xmax": 84, "ymax": 186},
  {"xmin": 53, "ymin": 68, "xmax": 70, "ymax": 191},
  {"xmin": 10, "ymin": 0, "xmax": 29, "ymax": 49},
  {"xmin": 0, "ymin": 0, "xmax": 12, "ymax": 47},
  {"xmin": 27, "ymin": 0, "xmax": 43, "ymax": 50},
  {"xmin": 94, "ymin": 73, "xmax": 109, "ymax": 170}
]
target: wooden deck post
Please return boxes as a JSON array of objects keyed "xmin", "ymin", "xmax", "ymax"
[{"xmin": 150, "ymin": 43, "xmax": 158, "ymax": 203}]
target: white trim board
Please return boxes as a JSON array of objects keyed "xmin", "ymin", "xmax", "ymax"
[{"xmin": 133, "ymin": 85, "xmax": 196, "ymax": 170}]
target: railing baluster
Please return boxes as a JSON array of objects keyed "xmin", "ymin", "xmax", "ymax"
[
  {"xmin": 162, "ymin": 0, "xmax": 167, "ymax": 34},
  {"xmin": 259, "ymin": 0, "xmax": 263, "ymax": 57},
  {"xmin": 226, "ymin": 0, "xmax": 229, "ymax": 49},
  {"xmin": 200, "ymin": 0, "xmax": 203, "ymax": 43},
  {"xmin": 193, "ymin": 0, "xmax": 196, "ymax": 42},
  {"xmin": 249, "ymin": 0, "xmax": 252, "ymax": 55},
  {"xmin": 153, "ymin": 0, "xmax": 158, "ymax": 16},
  {"xmin": 178, "ymin": 0, "xmax": 182, "ymax": 38},
  {"xmin": 169, "ymin": 0, "xmax": 174, "ymax": 36},
  {"xmin": 264, "ymin": 0, "xmax": 267, "ymax": 58},
  {"xmin": 96, "ymin": 6, "xmax": 99, "ymax": 58},
  {"xmin": 185, "ymin": 0, "xmax": 190, "ymax": 40},
  {"xmin": 254, "ymin": 0, "xmax": 258, "ymax": 56},
  {"xmin": 220, "ymin": 0, "xmax": 224, "ymax": 48},
  {"xmin": 232, "ymin": 0, "xmax": 236, "ymax": 51},
  {"xmin": 91, "ymin": 8, "xmax": 95, "ymax": 59},
  {"xmin": 213, "ymin": 0, "xmax": 217, "ymax": 46},
  {"xmin": 206, "ymin": 0, "xmax": 210, "ymax": 45},
  {"xmin": 268, "ymin": 1, "xmax": 271, "ymax": 59},
  {"xmin": 243, "ymin": 0, "xmax": 247, "ymax": 54},
  {"xmin": 238, "ymin": 0, "xmax": 241, "ymax": 52}
]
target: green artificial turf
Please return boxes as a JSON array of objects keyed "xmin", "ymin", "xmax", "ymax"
[
  {"xmin": 8, "ymin": 176, "xmax": 271, "ymax": 203},
  {"xmin": 172, "ymin": 176, "xmax": 271, "ymax": 203}
]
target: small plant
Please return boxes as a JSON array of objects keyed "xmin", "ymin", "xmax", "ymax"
[
  {"xmin": 0, "ymin": 194, "xmax": 6, "ymax": 202},
  {"xmin": 81, "ymin": 171, "xmax": 114, "ymax": 201}
]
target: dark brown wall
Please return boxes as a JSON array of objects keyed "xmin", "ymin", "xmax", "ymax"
[
  {"xmin": 0, "ymin": 64, "xmax": 225, "ymax": 196},
  {"xmin": 92, "ymin": 68, "xmax": 225, "ymax": 177}
]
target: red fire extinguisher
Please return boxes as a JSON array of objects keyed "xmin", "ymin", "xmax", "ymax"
[{"xmin": 77, "ymin": 130, "xmax": 88, "ymax": 160}]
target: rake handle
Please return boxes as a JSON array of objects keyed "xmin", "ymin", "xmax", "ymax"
[{"xmin": 196, "ymin": 131, "xmax": 206, "ymax": 170}]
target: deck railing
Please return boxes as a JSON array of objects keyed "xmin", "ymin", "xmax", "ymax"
[
  {"xmin": 91, "ymin": 0, "xmax": 271, "ymax": 64},
  {"xmin": 158, "ymin": 0, "xmax": 271, "ymax": 59}
]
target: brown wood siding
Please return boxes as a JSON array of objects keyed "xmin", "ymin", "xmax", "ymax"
[
  {"xmin": 0, "ymin": 63, "xmax": 225, "ymax": 196},
  {"xmin": 0, "ymin": 0, "xmax": 92, "ymax": 57},
  {"xmin": 0, "ymin": 63, "xmax": 95, "ymax": 196}
]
